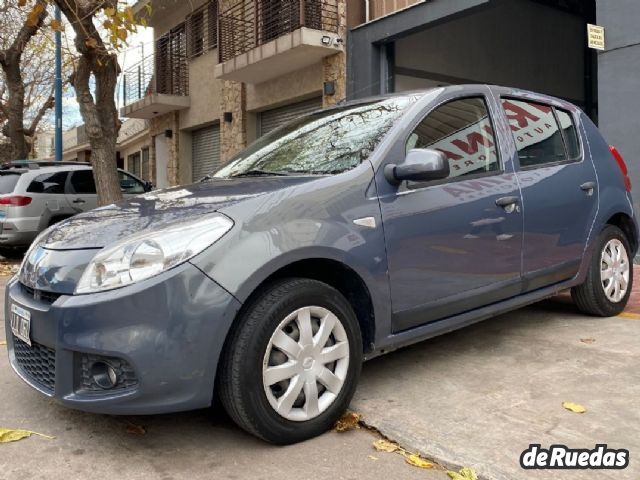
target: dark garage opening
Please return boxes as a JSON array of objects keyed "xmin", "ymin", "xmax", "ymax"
[{"xmin": 351, "ymin": 0, "xmax": 597, "ymax": 121}]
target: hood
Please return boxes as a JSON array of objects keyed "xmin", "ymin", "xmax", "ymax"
[{"xmin": 41, "ymin": 176, "xmax": 319, "ymax": 250}]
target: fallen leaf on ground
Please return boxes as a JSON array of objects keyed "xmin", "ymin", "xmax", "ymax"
[
  {"xmin": 333, "ymin": 411, "xmax": 360, "ymax": 432},
  {"xmin": 0, "ymin": 428, "xmax": 54, "ymax": 443},
  {"xmin": 404, "ymin": 453, "xmax": 434, "ymax": 469},
  {"xmin": 447, "ymin": 467, "xmax": 478, "ymax": 480},
  {"xmin": 580, "ymin": 338, "xmax": 596, "ymax": 344},
  {"xmin": 373, "ymin": 438, "xmax": 399, "ymax": 453},
  {"xmin": 368, "ymin": 455, "xmax": 379, "ymax": 461},
  {"xmin": 562, "ymin": 402, "xmax": 586, "ymax": 413},
  {"xmin": 125, "ymin": 424, "xmax": 146, "ymax": 435}
]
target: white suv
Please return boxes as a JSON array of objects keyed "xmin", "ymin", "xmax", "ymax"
[{"xmin": 0, "ymin": 161, "xmax": 152, "ymax": 252}]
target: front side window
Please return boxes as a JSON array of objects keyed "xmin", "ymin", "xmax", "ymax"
[
  {"xmin": 27, "ymin": 172, "xmax": 68, "ymax": 194},
  {"xmin": 70, "ymin": 170, "xmax": 96, "ymax": 195},
  {"xmin": 119, "ymin": 171, "xmax": 145, "ymax": 194},
  {"xmin": 214, "ymin": 96, "xmax": 419, "ymax": 178},
  {"xmin": 501, "ymin": 99, "xmax": 571, "ymax": 168},
  {"xmin": 405, "ymin": 97, "xmax": 499, "ymax": 180}
]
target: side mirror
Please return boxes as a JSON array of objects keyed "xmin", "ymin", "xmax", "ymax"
[
  {"xmin": 143, "ymin": 181, "xmax": 154, "ymax": 192},
  {"xmin": 384, "ymin": 148, "xmax": 450, "ymax": 185}
]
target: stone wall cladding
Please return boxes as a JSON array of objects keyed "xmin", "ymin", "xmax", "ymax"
[
  {"xmin": 150, "ymin": 112, "xmax": 180, "ymax": 186},
  {"xmin": 220, "ymin": 80, "xmax": 247, "ymax": 163},
  {"xmin": 323, "ymin": 0, "xmax": 347, "ymax": 107}
]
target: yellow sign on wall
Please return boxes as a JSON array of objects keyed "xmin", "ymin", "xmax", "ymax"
[{"xmin": 587, "ymin": 24, "xmax": 605, "ymax": 51}]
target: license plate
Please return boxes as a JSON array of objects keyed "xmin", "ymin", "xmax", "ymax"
[{"xmin": 10, "ymin": 304, "xmax": 31, "ymax": 346}]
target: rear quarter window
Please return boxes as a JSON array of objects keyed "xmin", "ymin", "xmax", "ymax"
[
  {"xmin": 0, "ymin": 174, "xmax": 21, "ymax": 194},
  {"xmin": 27, "ymin": 171, "xmax": 68, "ymax": 194}
]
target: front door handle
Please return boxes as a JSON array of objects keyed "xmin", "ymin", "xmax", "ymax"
[
  {"xmin": 72, "ymin": 198, "xmax": 86, "ymax": 205},
  {"xmin": 495, "ymin": 196, "xmax": 520, "ymax": 213},
  {"xmin": 580, "ymin": 181, "xmax": 596, "ymax": 195}
]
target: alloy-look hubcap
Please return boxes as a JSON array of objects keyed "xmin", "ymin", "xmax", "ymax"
[
  {"xmin": 262, "ymin": 306, "xmax": 350, "ymax": 422},
  {"xmin": 601, "ymin": 238, "xmax": 630, "ymax": 303}
]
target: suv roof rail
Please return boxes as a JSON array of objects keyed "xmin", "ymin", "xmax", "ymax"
[{"xmin": 0, "ymin": 160, "xmax": 91, "ymax": 171}]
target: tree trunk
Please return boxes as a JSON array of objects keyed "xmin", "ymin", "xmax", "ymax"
[
  {"xmin": 2, "ymin": 59, "xmax": 29, "ymax": 160},
  {"xmin": 55, "ymin": 0, "xmax": 123, "ymax": 206},
  {"xmin": 0, "ymin": 0, "xmax": 49, "ymax": 161}
]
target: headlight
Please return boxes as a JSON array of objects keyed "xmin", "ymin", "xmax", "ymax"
[{"xmin": 75, "ymin": 214, "xmax": 233, "ymax": 294}]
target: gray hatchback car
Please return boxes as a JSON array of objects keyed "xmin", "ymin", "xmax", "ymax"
[{"xmin": 5, "ymin": 85, "xmax": 637, "ymax": 444}]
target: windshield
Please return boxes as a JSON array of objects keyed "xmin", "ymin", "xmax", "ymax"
[{"xmin": 214, "ymin": 96, "xmax": 418, "ymax": 178}]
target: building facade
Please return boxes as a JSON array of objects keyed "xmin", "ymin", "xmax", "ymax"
[
  {"xmin": 61, "ymin": 119, "xmax": 151, "ymax": 177},
  {"xmin": 123, "ymin": 0, "xmax": 350, "ymax": 188},
  {"xmin": 121, "ymin": 0, "xmax": 640, "ymax": 215}
]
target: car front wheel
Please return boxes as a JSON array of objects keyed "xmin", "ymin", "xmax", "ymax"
[
  {"xmin": 572, "ymin": 225, "xmax": 633, "ymax": 316},
  {"xmin": 218, "ymin": 278, "xmax": 362, "ymax": 444}
]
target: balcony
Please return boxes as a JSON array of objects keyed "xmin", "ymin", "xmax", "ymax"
[
  {"xmin": 215, "ymin": 0, "xmax": 343, "ymax": 84},
  {"xmin": 120, "ymin": 50, "xmax": 190, "ymax": 119}
]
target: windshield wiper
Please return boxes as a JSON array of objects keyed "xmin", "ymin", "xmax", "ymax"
[{"xmin": 231, "ymin": 170, "xmax": 290, "ymax": 178}]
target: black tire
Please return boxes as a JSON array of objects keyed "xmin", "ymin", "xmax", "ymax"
[
  {"xmin": 571, "ymin": 225, "xmax": 633, "ymax": 316},
  {"xmin": 217, "ymin": 278, "xmax": 362, "ymax": 444}
]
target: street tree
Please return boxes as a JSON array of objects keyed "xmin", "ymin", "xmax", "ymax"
[
  {"xmin": 15, "ymin": 0, "xmax": 150, "ymax": 205},
  {"xmin": 0, "ymin": 0, "xmax": 52, "ymax": 160}
]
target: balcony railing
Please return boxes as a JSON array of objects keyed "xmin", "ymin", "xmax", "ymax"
[
  {"xmin": 219, "ymin": 0, "xmax": 339, "ymax": 63},
  {"xmin": 122, "ymin": 52, "xmax": 189, "ymax": 106}
]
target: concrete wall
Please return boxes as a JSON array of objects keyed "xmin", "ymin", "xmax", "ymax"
[
  {"xmin": 180, "ymin": 51, "xmax": 222, "ymax": 130},
  {"xmin": 150, "ymin": 0, "xmax": 209, "ymax": 38},
  {"xmin": 597, "ymin": 0, "xmax": 640, "ymax": 212}
]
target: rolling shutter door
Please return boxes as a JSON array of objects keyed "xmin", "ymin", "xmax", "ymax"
[
  {"xmin": 259, "ymin": 97, "xmax": 323, "ymax": 136},
  {"xmin": 192, "ymin": 125, "xmax": 220, "ymax": 182}
]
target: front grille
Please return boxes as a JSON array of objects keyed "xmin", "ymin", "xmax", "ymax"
[
  {"xmin": 12, "ymin": 336, "xmax": 56, "ymax": 393},
  {"xmin": 20, "ymin": 283, "xmax": 62, "ymax": 304},
  {"xmin": 78, "ymin": 354, "xmax": 138, "ymax": 394}
]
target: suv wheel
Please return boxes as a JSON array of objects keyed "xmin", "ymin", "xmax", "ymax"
[
  {"xmin": 218, "ymin": 278, "xmax": 362, "ymax": 444},
  {"xmin": 572, "ymin": 225, "xmax": 633, "ymax": 316}
]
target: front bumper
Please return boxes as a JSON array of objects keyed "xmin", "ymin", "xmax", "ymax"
[{"xmin": 4, "ymin": 263, "xmax": 241, "ymax": 415}]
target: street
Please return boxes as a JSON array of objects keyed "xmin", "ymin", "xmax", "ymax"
[{"xmin": 2, "ymin": 273, "xmax": 639, "ymax": 479}]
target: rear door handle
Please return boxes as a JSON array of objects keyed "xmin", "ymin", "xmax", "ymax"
[
  {"xmin": 72, "ymin": 198, "xmax": 86, "ymax": 205},
  {"xmin": 580, "ymin": 181, "xmax": 596, "ymax": 195}
]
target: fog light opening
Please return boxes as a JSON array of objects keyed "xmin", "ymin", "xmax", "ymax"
[{"xmin": 90, "ymin": 361, "xmax": 118, "ymax": 389}]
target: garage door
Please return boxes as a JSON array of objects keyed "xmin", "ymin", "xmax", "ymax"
[
  {"xmin": 259, "ymin": 97, "xmax": 323, "ymax": 136},
  {"xmin": 192, "ymin": 125, "xmax": 220, "ymax": 182}
]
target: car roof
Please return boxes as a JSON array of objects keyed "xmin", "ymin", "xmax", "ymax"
[
  {"xmin": 0, "ymin": 162, "xmax": 93, "ymax": 177},
  {"xmin": 334, "ymin": 84, "xmax": 579, "ymax": 113}
]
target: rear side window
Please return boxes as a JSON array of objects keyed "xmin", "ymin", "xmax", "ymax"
[
  {"xmin": 556, "ymin": 109, "xmax": 581, "ymax": 160},
  {"xmin": 69, "ymin": 170, "xmax": 96, "ymax": 194},
  {"xmin": 406, "ymin": 97, "xmax": 500, "ymax": 180},
  {"xmin": 501, "ymin": 99, "xmax": 567, "ymax": 168},
  {"xmin": 27, "ymin": 172, "xmax": 68, "ymax": 194},
  {"xmin": 0, "ymin": 174, "xmax": 20, "ymax": 194}
]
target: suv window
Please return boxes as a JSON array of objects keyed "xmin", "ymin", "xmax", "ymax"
[
  {"xmin": 406, "ymin": 97, "xmax": 499, "ymax": 180},
  {"xmin": 501, "ymin": 99, "xmax": 568, "ymax": 168},
  {"xmin": 69, "ymin": 170, "xmax": 96, "ymax": 194},
  {"xmin": 119, "ymin": 171, "xmax": 145, "ymax": 194},
  {"xmin": 27, "ymin": 171, "xmax": 68, "ymax": 194},
  {"xmin": 0, "ymin": 173, "xmax": 21, "ymax": 194}
]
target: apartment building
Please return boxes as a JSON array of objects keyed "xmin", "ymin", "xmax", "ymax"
[
  {"xmin": 61, "ymin": 119, "xmax": 151, "ymax": 177},
  {"xmin": 123, "ymin": 0, "xmax": 349, "ymax": 188}
]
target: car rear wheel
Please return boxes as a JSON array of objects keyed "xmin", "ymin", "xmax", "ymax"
[
  {"xmin": 218, "ymin": 278, "xmax": 362, "ymax": 444},
  {"xmin": 572, "ymin": 225, "xmax": 633, "ymax": 316}
]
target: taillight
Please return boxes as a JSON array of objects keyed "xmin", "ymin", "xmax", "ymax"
[
  {"xmin": 0, "ymin": 195, "xmax": 32, "ymax": 206},
  {"xmin": 610, "ymin": 145, "xmax": 632, "ymax": 192}
]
